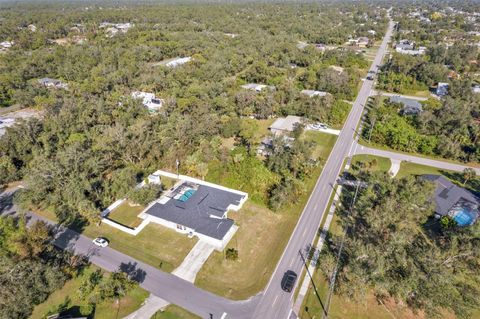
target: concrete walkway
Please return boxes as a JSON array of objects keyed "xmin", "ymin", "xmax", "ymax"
[
  {"xmin": 172, "ymin": 240, "xmax": 215, "ymax": 282},
  {"xmin": 124, "ymin": 240, "xmax": 215, "ymax": 319},
  {"xmin": 388, "ymin": 159, "xmax": 402, "ymax": 177}
]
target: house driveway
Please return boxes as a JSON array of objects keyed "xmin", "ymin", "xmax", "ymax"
[
  {"xmin": 172, "ymin": 240, "xmax": 215, "ymax": 282},
  {"xmin": 124, "ymin": 240, "xmax": 215, "ymax": 318}
]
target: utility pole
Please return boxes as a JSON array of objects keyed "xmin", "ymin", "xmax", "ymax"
[
  {"xmin": 368, "ymin": 118, "xmax": 376, "ymax": 143},
  {"xmin": 323, "ymin": 183, "xmax": 360, "ymax": 319},
  {"xmin": 176, "ymin": 158, "xmax": 180, "ymax": 178}
]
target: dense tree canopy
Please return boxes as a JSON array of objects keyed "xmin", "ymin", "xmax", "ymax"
[
  {"xmin": 0, "ymin": 2, "xmax": 387, "ymax": 220},
  {"xmin": 320, "ymin": 172, "xmax": 480, "ymax": 318}
]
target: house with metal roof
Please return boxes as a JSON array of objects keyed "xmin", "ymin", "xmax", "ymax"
[
  {"xmin": 269, "ymin": 115, "xmax": 303, "ymax": 135},
  {"xmin": 422, "ymin": 175, "xmax": 479, "ymax": 226}
]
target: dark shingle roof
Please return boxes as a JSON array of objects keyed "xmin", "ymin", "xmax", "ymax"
[
  {"xmin": 422, "ymin": 175, "xmax": 480, "ymax": 216},
  {"xmin": 144, "ymin": 183, "xmax": 245, "ymax": 240},
  {"xmin": 389, "ymin": 96, "xmax": 423, "ymax": 114}
]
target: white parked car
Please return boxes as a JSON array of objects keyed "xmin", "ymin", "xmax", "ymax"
[{"xmin": 92, "ymin": 237, "xmax": 109, "ymax": 247}]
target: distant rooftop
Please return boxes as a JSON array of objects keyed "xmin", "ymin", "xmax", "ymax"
[
  {"xmin": 389, "ymin": 96, "xmax": 423, "ymax": 114},
  {"xmin": 269, "ymin": 115, "xmax": 303, "ymax": 134},
  {"xmin": 301, "ymin": 90, "xmax": 328, "ymax": 98},
  {"xmin": 241, "ymin": 83, "xmax": 274, "ymax": 92}
]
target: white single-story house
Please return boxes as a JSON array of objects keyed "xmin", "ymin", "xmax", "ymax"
[
  {"xmin": 301, "ymin": 90, "xmax": 328, "ymax": 98},
  {"xmin": 350, "ymin": 36, "xmax": 369, "ymax": 47},
  {"xmin": 241, "ymin": 83, "xmax": 275, "ymax": 92},
  {"xmin": 0, "ymin": 41, "xmax": 13, "ymax": 49},
  {"xmin": 269, "ymin": 115, "xmax": 303, "ymax": 135},
  {"xmin": 395, "ymin": 40, "xmax": 426, "ymax": 55},
  {"xmin": 131, "ymin": 91, "xmax": 164, "ymax": 112},
  {"xmin": 472, "ymin": 85, "xmax": 480, "ymax": 94},
  {"xmin": 0, "ymin": 117, "xmax": 15, "ymax": 137},
  {"xmin": 38, "ymin": 78, "xmax": 68, "ymax": 89},
  {"xmin": 100, "ymin": 22, "xmax": 133, "ymax": 37},
  {"xmin": 141, "ymin": 174, "xmax": 248, "ymax": 249},
  {"xmin": 165, "ymin": 57, "xmax": 192, "ymax": 68},
  {"xmin": 102, "ymin": 171, "xmax": 248, "ymax": 250}
]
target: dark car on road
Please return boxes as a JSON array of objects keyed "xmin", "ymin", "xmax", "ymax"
[{"xmin": 281, "ymin": 270, "xmax": 298, "ymax": 292}]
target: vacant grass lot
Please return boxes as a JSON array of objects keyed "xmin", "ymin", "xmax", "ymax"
[
  {"xmin": 396, "ymin": 161, "xmax": 453, "ymax": 178},
  {"xmin": 196, "ymin": 132, "xmax": 337, "ymax": 299},
  {"xmin": 30, "ymin": 266, "xmax": 148, "ymax": 319},
  {"xmin": 152, "ymin": 305, "xmax": 200, "ymax": 319},
  {"xmin": 108, "ymin": 201, "xmax": 145, "ymax": 228},
  {"xmin": 304, "ymin": 131, "xmax": 338, "ymax": 161},
  {"xmin": 351, "ymin": 154, "xmax": 391, "ymax": 173}
]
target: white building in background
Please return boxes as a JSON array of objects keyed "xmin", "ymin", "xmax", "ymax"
[
  {"xmin": 472, "ymin": 85, "xmax": 480, "ymax": 94},
  {"xmin": 0, "ymin": 118, "xmax": 15, "ymax": 137},
  {"xmin": 100, "ymin": 22, "xmax": 133, "ymax": 37},
  {"xmin": 0, "ymin": 41, "xmax": 13, "ymax": 49},
  {"xmin": 38, "ymin": 78, "xmax": 68, "ymax": 89},
  {"xmin": 301, "ymin": 90, "xmax": 328, "ymax": 98},
  {"xmin": 131, "ymin": 91, "xmax": 164, "ymax": 112},
  {"xmin": 269, "ymin": 115, "xmax": 303, "ymax": 135},
  {"xmin": 241, "ymin": 83, "xmax": 274, "ymax": 92},
  {"xmin": 165, "ymin": 57, "xmax": 192, "ymax": 67}
]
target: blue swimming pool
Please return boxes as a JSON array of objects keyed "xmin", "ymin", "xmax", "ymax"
[
  {"xmin": 453, "ymin": 210, "xmax": 476, "ymax": 226},
  {"xmin": 178, "ymin": 189, "xmax": 196, "ymax": 202}
]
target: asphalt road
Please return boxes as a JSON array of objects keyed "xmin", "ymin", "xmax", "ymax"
[
  {"xmin": 0, "ymin": 188, "xmax": 258, "ymax": 319},
  {"xmin": 0, "ymin": 18, "xmax": 396, "ymax": 319},
  {"xmin": 250, "ymin": 18, "xmax": 395, "ymax": 319},
  {"xmin": 355, "ymin": 144, "xmax": 480, "ymax": 174}
]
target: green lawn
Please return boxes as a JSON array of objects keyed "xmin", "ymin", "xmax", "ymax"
[
  {"xmin": 108, "ymin": 201, "xmax": 145, "ymax": 228},
  {"xmin": 300, "ymin": 269, "xmax": 428, "ymax": 319},
  {"xmin": 82, "ymin": 222, "xmax": 197, "ymax": 273},
  {"xmin": 151, "ymin": 305, "xmax": 200, "ymax": 319},
  {"xmin": 303, "ymin": 131, "xmax": 338, "ymax": 161},
  {"xmin": 33, "ymin": 208, "xmax": 197, "ymax": 273},
  {"xmin": 351, "ymin": 154, "xmax": 391, "ymax": 173},
  {"xmin": 30, "ymin": 266, "xmax": 148, "ymax": 319},
  {"xmin": 358, "ymin": 139, "xmax": 480, "ymax": 168},
  {"xmin": 395, "ymin": 161, "xmax": 452, "ymax": 179},
  {"xmin": 196, "ymin": 132, "xmax": 337, "ymax": 299}
]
